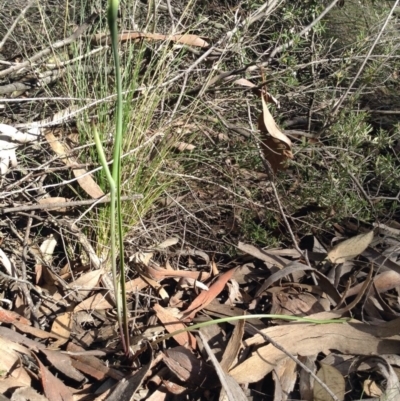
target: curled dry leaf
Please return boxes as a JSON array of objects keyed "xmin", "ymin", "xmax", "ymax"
[
  {"xmin": 363, "ymin": 380, "xmax": 382, "ymax": 397},
  {"xmin": 182, "ymin": 268, "xmax": 236, "ymax": 321},
  {"xmin": 355, "ymin": 356, "xmax": 400, "ymax": 401},
  {"xmin": 345, "ymin": 269, "xmax": 400, "ymax": 298},
  {"xmin": 258, "ymin": 92, "xmax": 292, "ymax": 172},
  {"xmin": 327, "ymin": 231, "xmax": 374, "ymax": 264}
]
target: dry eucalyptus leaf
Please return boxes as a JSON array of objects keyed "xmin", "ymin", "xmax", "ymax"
[
  {"xmin": 258, "ymin": 92, "xmax": 292, "ymax": 172},
  {"xmin": 313, "ymin": 364, "xmax": 345, "ymax": 401},
  {"xmin": 327, "ymin": 231, "xmax": 374, "ymax": 264},
  {"xmin": 173, "ymin": 141, "xmax": 195, "ymax": 152},
  {"xmin": 74, "ymin": 293, "xmax": 113, "ymax": 312},
  {"xmin": 49, "ymin": 312, "xmax": 72, "ymax": 349},
  {"xmin": 0, "ymin": 337, "xmax": 31, "ymax": 386},
  {"xmin": 156, "ymin": 237, "xmax": 179, "ymax": 249},
  {"xmin": 38, "ymin": 197, "xmax": 68, "ymax": 213},
  {"xmin": 44, "ymin": 130, "xmax": 104, "ymax": 199},
  {"xmin": 273, "ymin": 357, "xmax": 297, "ymax": 401},
  {"xmin": 70, "ymin": 269, "xmax": 104, "ymax": 298},
  {"xmin": 229, "ymin": 322, "xmax": 400, "ymax": 384},
  {"xmin": 94, "ymin": 32, "xmax": 209, "ymax": 47}
]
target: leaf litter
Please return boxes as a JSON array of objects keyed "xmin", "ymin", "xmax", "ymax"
[{"xmin": 2, "ymin": 220, "xmax": 400, "ymax": 400}]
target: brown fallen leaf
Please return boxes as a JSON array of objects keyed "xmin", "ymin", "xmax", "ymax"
[
  {"xmin": 0, "ymin": 326, "xmax": 45, "ymax": 352},
  {"xmin": 13, "ymin": 321, "xmax": 64, "ymax": 342},
  {"xmin": 66, "ymin": 343, "xmax": 124, "ymax": 381},
  {"xmin": 70, "ymin": 269, "xmax": 104, "ymax": 298},
  {"xmin": 41, "ymin": 349, "xmax": 85, "ymax": 383},
  {"xmin": 34, "ymin": 354, "xmax": 74, "ymax": 401},
  {"xmin": 44, "ymin": 131, "xmax": 104, "ymax": 199},
  {"xmin": 0, "ymin": 336, "xmax": 31, "ymax": 386},
  {"xmin": 93, "ymin": 32, "xmax": 209, "ymax": 47},
  {"xmin": 144, "ymin": 261, "xmax": 211, "ymax": 282},
  {"xmin": 270, "ymin": 290, "xmax": 326, "ymax": 316},
  {"xmin": 220, "ymin": 317, "xmax": 245, "ymax": 373},
  {"xmin": 273, "ymin": 357, "xmax": 297, "ymax": 401},
  {"xmin": 38, "ymin": 197, "xmax": 68, "ymax": 212},
  {"xmin": 313, "ymin": 363, "xmax": 345, "ymax": 401},
  {"xmin": 182, "ymin": 268, "xmax": 236, "ymax": 321},
  {"xmin": 327, "ymin": 231, "xmax": 374, "ymax": 264},
  {"xmin": 49, "ymin": 312, "xmax": 72, "ymax": 349},
  {"xmin": 229, "ymin": 321, "xmax": 400, "ymax": 383},
  {"xmin": 299, "ymin": 355, "xmax": 318, "ymax": 401},
  {"xmin": 163, "ymin": 346, "xmax": 218, "ymax": 388},
  {"xmin": 258, "ymin": 91, "xmax": 293, "ymax": 172},
  {"xmin": 345, "ymin": 269, "xmax": 400, "ymax": 299},
  {"xmin": 0, "ymin": 307, "xmax": 31, "ymax": 325},
  {"xmin": 237, "ymin": 242, "xmax": 290, "ymax": 269},
  {"xmin": 0, "ymin": 377, "xmax": 30, "ymax": 395},
  {"xmin": 125, "ymin": 277, "xmax": 149, "ymax": 293},
  {"xmin": 74, "ymin": 293, "xmax": 113, "ymax": 312},
  {"xmin": 153, "ymin": 304, "xmax": 196, "ymax": 349},
  {"xmin": 9, "ymin": 387, "xmax": 48, "ymax": 401}
]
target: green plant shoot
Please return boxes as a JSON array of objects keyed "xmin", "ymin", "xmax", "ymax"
[{"xmin": 94, "ymin": 0, "xmax": 130, "ymax": 355}]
